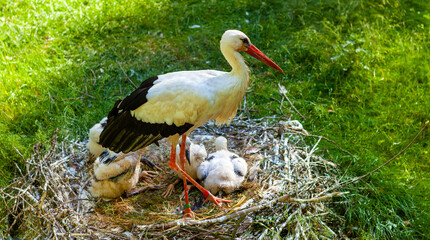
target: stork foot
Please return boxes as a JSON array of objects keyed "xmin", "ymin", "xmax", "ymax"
[
  {"xmin": 162, "ymin": 179, "xmax": 180, "ymax": 198},
  {"xmin": 204, "ymin": 193, "xmax": 233, "ymax": 209},
  {"xmin": 125, "ymin": 185, "xmax": 163, "ymax": 198},
  {"xmin": 139, "ymin": 171, "xmax": 158, "ymax": 183},
  {"xmin": 162, "ymin": 183, "xmax": 176, "ymax": 198},
  {"xmin": 183, "ymin": 206, "xmax": 195, "ymax": 219},
  {"xmin": 140, "ymin": 157, "xmax": 163, "ymax": 171}
]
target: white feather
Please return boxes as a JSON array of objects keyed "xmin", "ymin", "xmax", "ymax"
[
  {"xmin": 132, "ymin": 69, "xmax": 247, "ymax": 129},
  {"xmin": 175, "ymin": 138, "xmax": 207, "ymax": 180},
  {"xmin": 197, "ymin": 136, "xmax": 248, "ymax": 194},
  {"xmin": 89, "ymin": 150, "xmax": 142, "ymax": 199},
  {"xmin": 131, "ymin": 31, "xmax": 256, "ymax": 134},
  {"xmin": 86, "ymin": 117, "xmax": 107, "ymax": 158}
]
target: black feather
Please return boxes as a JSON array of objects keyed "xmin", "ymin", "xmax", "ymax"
[
  {"xmin": 109, "ymin": 165, "xmax": 136, "ymax": 183},
  {"xmin": 99, "ymin": 150, "xmax": 109, "ymax": 159},
  {"xmin": 98, "ymin": 150, "xmax": 117, "ymax": 165},
  {"xmin": 199, "ymin": 168, "xmax": 209, "ymax": 181},
  {"xmin": 140, "ymin": 156, "xmax": 159, "ymax": 170},
  {"xmin": 100, "ymin": 76, "xmax": 194, "ymax": 153},
  {"xmin": 107, "ymin": 76, "xmax": 159, "ymax": 119},
  {"xmin": 100, "ymin": 110, "xmax": 193, "ymax": 153},
  {"xmin": 185, "ymin": 149, "xmax": 191, "ymax": 165},
  {"xmin": 234, "ymin": 168, "xmax": 244, "ymax": 177}
]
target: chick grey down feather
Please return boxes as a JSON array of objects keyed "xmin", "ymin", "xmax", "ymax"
[
  {"xmin": 90, "ymin": 149, "xmax": 143, "ymax": 199},
  {"xmin": 175, "ymin": 137, "xmax": 207, "ymax": 180},
  {"xmin": 197, "ymin": 136, "xmax": 247, "ymax": 194}
]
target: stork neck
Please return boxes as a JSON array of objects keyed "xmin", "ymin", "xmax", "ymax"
[{"xmin": 221, "ymin": 46, "xmax": 249, "ymax": 79}]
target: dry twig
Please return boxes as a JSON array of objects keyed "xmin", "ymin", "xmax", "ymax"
[
  {"xmin": 278, "ymin": 83, "xmax": 306, "ymax": 119},
  {"xmin": 117, "ymin": 60, "xmax": 138, "ymax": 88},
  {"xmin": 339, "ymin": 120, "xmax": 429, "ymax": 187}
]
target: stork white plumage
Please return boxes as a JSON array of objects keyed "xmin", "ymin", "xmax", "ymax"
[
  {"xmin": 86, "ymin": 117, "xmax": 108, "ymax": 159},
  {"xmin": 99, "ymin": 29, "xmax": 283, "ymax": 217},
  {"xmin": 197, "ymin": 136, "xmax": 248, "ymax": 195}
]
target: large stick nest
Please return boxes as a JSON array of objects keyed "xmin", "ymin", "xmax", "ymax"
[{"xmin": 1, "ymin": 118, "xmax": 348, "ymax": 239}]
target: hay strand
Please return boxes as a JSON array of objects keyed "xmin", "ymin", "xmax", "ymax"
[{"xmin": 1, "ymin": 118, "xmax": 350, "ymax": 239}]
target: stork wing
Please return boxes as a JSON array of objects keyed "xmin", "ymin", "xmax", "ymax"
[{"xmin": 99, "ymin": 76, "xmax": 193, "ymax": 153}]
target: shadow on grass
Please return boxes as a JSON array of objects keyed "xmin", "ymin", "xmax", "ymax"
[{"xmin": 1, "ymin": 0, "xmax": 429, "ymax": 238}]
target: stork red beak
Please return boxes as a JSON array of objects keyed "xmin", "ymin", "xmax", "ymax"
[{"xmin": 245, "ymin": 45, "xmax": 283, "ymax": 72}]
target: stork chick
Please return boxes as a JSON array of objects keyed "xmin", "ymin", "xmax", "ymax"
[
  {"xmin": 197, "ymin": 136, "xmax": 248, "ymax": 195},
  {"xmin": 90, "ymin": 149, "xmax": 160, "ymax": 199},
  {"xmin": 176, "ymin": 138, "xmax": 208, "ymax": 180},
  {"xmin": 163, "ymin": 138, "xmax": 207, "ymax": 198},
  {"xmin": 86, "ymin": 117, "xmax": 108, "ymax": 159}
]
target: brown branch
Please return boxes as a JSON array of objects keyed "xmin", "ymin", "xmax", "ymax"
[
  {"xmin": 90, "ymin": 69, "xmax": 97, "ymax": 86},
  {"xmin": 136, "ymin": 191, "xmax": 348, "ymax": 231},
  {"xmin": 182, "ymin": 225, "xmax": 231, "ymax": 240},
  {"xmin": 278, "ymin": 83, "xmax": 306, "ymax": 119},
  {"xmin": 339, "ymin": 120, "xmax": 429, "ymax": 187},
  {"xmin": 279, "ymin": 192, "xmax": 348, "ymax": 203},
  {"xmin": 61, "ymin": 96, "xmax": 87, "ymax": 101},
  {"xmin": 231, "ymin": 214, "xmax": 248, "ymax": 238},
  {"xmin": 117, "ymin": 61, "xmax": 138, "ymax": 88},
  {"xmin": 289, "ymin": 130, "xmax": 356, "ymax": 159}
]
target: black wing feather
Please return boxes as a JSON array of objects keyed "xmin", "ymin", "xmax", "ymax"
[
  {"xmin": 100, "ymin": 76, "xmax": 193, "ymax": 153},
  {"xmin": 107, "ymin": 76, "xmax": 159, "ymax": 119}
]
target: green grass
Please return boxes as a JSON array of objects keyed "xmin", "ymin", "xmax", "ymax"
[{"xmin": 1, "ymin": 0, "xmax": 429, "ymax": 238}]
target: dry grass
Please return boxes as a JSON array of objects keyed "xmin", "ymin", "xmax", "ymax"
[{"xmin": 1, "ymin": 118, "xmax": 348, "ymax": 239}]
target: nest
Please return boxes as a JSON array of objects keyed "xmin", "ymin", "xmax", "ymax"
[{"xmin": 1, "ymin": 118, "xmax": 348, "ymax": 239}]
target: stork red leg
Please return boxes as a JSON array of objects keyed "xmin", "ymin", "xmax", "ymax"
[
  {"xmin": 168, "ymin": 138, "xmax": 232, "ymax": 210},
  {"xmin": 179, "ymin": 135, "xmax": 195, "ymax": 218}
]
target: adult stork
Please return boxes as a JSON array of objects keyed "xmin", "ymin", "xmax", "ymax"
[{"xmin": 99, "ymin": 29, "xmax": 283, "ymax": 217}]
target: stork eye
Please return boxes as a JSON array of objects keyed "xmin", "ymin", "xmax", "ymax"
[
  {"xmin": 241, "ymin": 38, "xmax": 250, "ymax": 45},
  {"xmin": 230, "ymin": 155, "xmax": 239, "ymax": 160},
  {"xmin": 206, "ymin": 155, "xmax": 215, "ymax": 161}
]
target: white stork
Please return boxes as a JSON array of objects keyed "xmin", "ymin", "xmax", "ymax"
[{"xmin": 99, "ymin": 29, "xmax": 283, "ymax": 217}]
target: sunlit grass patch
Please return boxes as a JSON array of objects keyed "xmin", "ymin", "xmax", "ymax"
[{"xmin": 1, "ymin": 0, "xmax": 429, "ymax": 238}]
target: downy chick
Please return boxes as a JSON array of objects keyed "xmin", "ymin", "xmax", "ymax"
[
  {"xmin": 162, "ymin": 138, "xmax": 207, "ymax": 198},
  {"xmin": 197, "ymin": 136, "xmax": 247, "ymax": 194},
  {"xmin": 90, "ymin": 149, "xmax": 160, "ymax": 199},
  {"xmin": 87, "ymin": 117, "xmax": 108, "ymax": 159}
]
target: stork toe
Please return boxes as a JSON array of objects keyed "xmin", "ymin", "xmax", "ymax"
[
  {"xmin": 204, "ymin": 193, "xmax": 233, "ymax": 210},
  {"xmin": 182, "ymin": 207, "xmax": 196, "ymax": 219},
  {"xmin": 162, "ymin": 183, "xmax": 176, "ymax": 198},
  {"xmin": 180, "ymin": 185, "xmax": 194, "ymax": 200},
  {"xmin": 139, "ymin": 171, "xmax": 158, "ymax": 183}
]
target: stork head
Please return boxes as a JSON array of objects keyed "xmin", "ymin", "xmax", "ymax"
[
  {"xmin": 220, "ymin": 30, "xmax": 283, "ymax": 72},
  {"xmin": 214, "ymin": 136, "xmax": 228, "ymax": 151}
]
